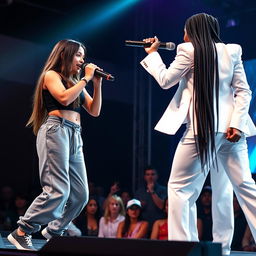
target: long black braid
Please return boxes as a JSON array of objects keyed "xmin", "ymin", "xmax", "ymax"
[{"xmin": 185, "ymin": 13, "xmax": 222, "ymax": 170}]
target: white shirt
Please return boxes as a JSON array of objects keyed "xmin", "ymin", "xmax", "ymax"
[{"xmin": 98, "ymin": 214, "xmax": 125, "ymax": 238}]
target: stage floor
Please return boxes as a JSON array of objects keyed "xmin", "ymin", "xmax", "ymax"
[{"xmin": 0, "ymin": 235, "xmax": 255, "ymax": 256}]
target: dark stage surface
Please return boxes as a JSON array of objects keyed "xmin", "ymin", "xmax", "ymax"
[{"xmin": 0, "ymin": 233, "xmax": 255, "ymax": 256}]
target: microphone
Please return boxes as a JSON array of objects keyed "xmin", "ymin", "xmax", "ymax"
[
  {"xmin": 82, "ymin": 63, "xmax": 115, "ymax": 81},
  {"xmin": 125, "ymin": 40, "xmax": 176, "ymax": 51}
]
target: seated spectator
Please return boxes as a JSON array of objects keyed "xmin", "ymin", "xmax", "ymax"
[
  {"xmin": 0, "ymin": 185, "xmax": 16, "ymax": 229},
  {"xmin": 150, "ymin": 198, "xmax": 168, "ymax": 240},
  {"xmin": 98, "ymin": 195, "xmax": 125, "ymax": 238},
  {"xmin": 116, "ymin": 199, "xmax": 148, "ymax": 239},
  {"xmin": 88, "ymin": 182, "xmax": 105, "ymax": 214},
  {"xmin": 231, "ymin": 194, "xmax": 247, "ymax": 251},
  {"xmin": 242, "ymin": 225, "xmax": 256, "ymax": 252},
  {"xmin": 102, "ymin": 181, "xmax": 121, "ymax": 210},
  {"xmin": 75, "ymin": 197, "xmax": 101, "ymax": 236},
  {"xmin": 0, "ymin": 185, "xmax": 15, "ymax": 212},
  {"xmin": 6, "ymin": 193, "xmax": 29, "ymax": 231},
  {"xmin": 134, "ymin": 166, "xmax": 167, "ymax": 233},
  {"xmin": 197, "ymin": 186, "xmax": 213, "ymax": 241},
  {"xmin": 120, "ymin": 190, "xmax": 132, "ymax": 208}
]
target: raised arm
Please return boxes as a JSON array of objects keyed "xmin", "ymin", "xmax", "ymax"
[
  {"xmin": 82, "ymin": 64, "xmax": 102, "ymax": 117},
  {"xmin": 140, "ymin": 37, "xmax": 193, "ymax": 89}
]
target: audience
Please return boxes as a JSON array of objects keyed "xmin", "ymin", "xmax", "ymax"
[
  {"xmin": 150, "ymin": 198, "xmax": 168, "ymax": 240},
  {"xmin": 116, "ymin": 199, "xmax": 148, "ymax": 239},
  {"xmin": 0, "ymin": 186, "xmax": 17, "ymax": 231},
  {"xmin": 242, "ymin": 225, "xmax": 256, "ymax": 252},
  {"xmin": 88, "ymin": 182, "xmax": 105, "ymax": 214},
  {"xmin": 0, "ymin": 185, "xmax": 16, "ymax": 218},
  {"xmin": 1, "ymin": 177, "xmax": 254, "ymax": 249},
  {"xmin": 120, "ymin": 190, "xmax": 132, "ymax": 208},
  {"xmin": 102, "ymin": 181, "xmax": 121, "ymax": 210},
  {"xmin": 197, "ymin": 186, "xmax": 213, "ymax": 241},
  {"xmin": 134, "ymin": 166, "xmax": 167, "ymax": 233},
  {"xmin": 75, "ymin": 197, "xmax": 101, "ymax": 236},
  {"xmin": 6, "ymin": 193, "xmax": 30, "ymax": 231}
]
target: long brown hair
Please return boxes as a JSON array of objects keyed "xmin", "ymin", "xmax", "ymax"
[
  {"xmin": 185, "ymin": 13, "xmax": 222, "ymax": 170},
  {"xmin": 26, "ymin": 39, "xmax": 86, "ymax": 135}
]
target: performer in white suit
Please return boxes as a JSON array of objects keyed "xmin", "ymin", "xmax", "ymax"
[{"xmin": 140, "ymin": 13, "xmax": 256, "ymax": 255}]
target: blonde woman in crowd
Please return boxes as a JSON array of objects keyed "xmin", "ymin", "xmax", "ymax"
[{"xmin": 98, "ymin": 195, "xmax": 125, "ymax": 238}]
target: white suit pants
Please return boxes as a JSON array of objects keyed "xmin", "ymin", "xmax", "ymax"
[{"xmin": 168, "ymin": 133, "xmax": 256, "ymax": 254}]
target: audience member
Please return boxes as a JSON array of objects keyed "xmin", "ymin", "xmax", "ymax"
[
  {"xmin": 6, "ymin": 193, "xmax": 30, "ymax": 231},
  {"xmin": 0, "ymin": 186, "xmax": 17, "ymax": 231},
  {"xmin": 98, "ymin": 195, "xmax": 125, "ymax": 238},
  {"xmin": 0, "ymin": 185, "xmax": 15, "ymax": 212},
  {"xmin": 150, "ymin": 198, "xmax": 168, "ymax": 240},
  {"xmin": 134, "ymin": 166, "xmax": 167, "ymax": 232},
  {"xmin": 120, "ymin": 190, "xmax": 132, "ymax": 208},
  {"xmin": 88, "ymin": 182, "xmax": 105, "ymax": 214},
  {"xmin": 242, "ymin": 225, "xmax": 256, "ymax": 252},
  {"xmin": 102, "ymin": 181, "xmax": 121, "ymax": 210},
  {"xmin": 116, "ymin": 199, "xmax": 148, "ymax": 239},
  {"xmin": 197, "ymin": 186, "xmax": 213, "ymax": 241},
  {"xmin": 75, "ymin": 197, "xmax": 101, "ymax": 236}
]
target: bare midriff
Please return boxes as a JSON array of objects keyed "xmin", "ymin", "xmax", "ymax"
[{"xmin": 48, "ymin": 109, "xmax": 81, "ymax": 125}]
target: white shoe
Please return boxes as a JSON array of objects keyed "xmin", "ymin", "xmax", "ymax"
[
  {"xmin": 222, "ymin": 249, "xmax": 230, "ymax": 255},
  {"xmin": 41, "ymin": 228, "xmax": 52, "ymax": 241}
]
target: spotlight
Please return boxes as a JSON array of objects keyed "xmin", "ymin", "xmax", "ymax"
[{"xmin": 226, "ymin": 18, "xmax": 239, "ymax": 28}]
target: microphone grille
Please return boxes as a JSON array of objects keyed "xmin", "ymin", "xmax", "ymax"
[{"xmin": 166, "ymin": 42, "xmax": 176, "ymax": 50}]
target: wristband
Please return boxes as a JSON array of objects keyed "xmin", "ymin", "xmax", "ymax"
[{"xmin": 81, "ymin": 77, "xmax": 88, "ymax": 84}]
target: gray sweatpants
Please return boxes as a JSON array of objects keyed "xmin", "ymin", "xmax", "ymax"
[{"xmin": 18, "ymin": 116, "xmax": 89, "ymax": 235}]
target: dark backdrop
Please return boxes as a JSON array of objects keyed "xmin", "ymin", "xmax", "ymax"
[{"xmin": 0, "ymin": 0, "xmax": 256, "ymax": 196}]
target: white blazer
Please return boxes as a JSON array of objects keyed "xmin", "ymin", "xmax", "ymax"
[{"xmin": 140, "ymin": 42, "xmax": 256, "ymax": 137}]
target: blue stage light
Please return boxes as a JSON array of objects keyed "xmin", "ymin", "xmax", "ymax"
[
  {"xmin": 56, "ymin": 0, "xmax": 140, "ymax": 39},
  {"xmin": 244, "ymin": 59, "xmax": 256, "ymax": 174},
  {"xmin": 249, "ymin": 146, "xmax": 256, "ymax": 174}
]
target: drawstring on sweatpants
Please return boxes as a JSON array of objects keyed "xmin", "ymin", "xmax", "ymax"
[{"xmin": 70, "ymin": 127, "xmax": 77, "ymax": 156}]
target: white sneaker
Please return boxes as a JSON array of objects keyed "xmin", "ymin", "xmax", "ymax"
[
  {"xmin": 41, "ymin": 228, "xmax": 52, "ymax": 241},
  {"xmin": 222, "ymin": 249, "xmax": 230, "ymax": 255}
]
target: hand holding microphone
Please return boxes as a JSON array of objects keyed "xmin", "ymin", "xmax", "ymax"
[
  {"xmin": 82, "ymin": 63, "xmax": 115, "ymax": 82},
  {"xmin": 143, "ymin": 36, "xmax": 161, "ymax": 54},
  {"xmin": 125, "ymin": 36, "xmax": 175, "ymax": 52},
  {"xmin": 83, "ymin": 63, "xmax": 98, "ymax": 82}
]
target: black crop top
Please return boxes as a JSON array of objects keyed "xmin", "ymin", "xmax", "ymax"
[{"xmin": 43, "ymin": 79, "xmax": 85, "ymax": 114}]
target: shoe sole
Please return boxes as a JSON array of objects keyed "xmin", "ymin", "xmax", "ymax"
[{"xmin": 7, "ymin": 234, "xmax": 35, "ymax": 251}]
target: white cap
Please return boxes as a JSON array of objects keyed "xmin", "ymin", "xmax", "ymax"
[{"xmin": 126, "ymin": 199, "xmax": 141, "ymax": 209}]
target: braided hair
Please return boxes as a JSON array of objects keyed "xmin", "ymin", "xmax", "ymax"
[{"xmin": 185, "ymin": 13, "xmax": 222, "ymax": 170}]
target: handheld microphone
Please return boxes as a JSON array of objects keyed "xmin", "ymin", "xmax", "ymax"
[
  {"xmin": 125, "ymin": 40, "xmax": 176, "ymax": 51},
  {"xmin": 82, "ymin": 63, "xmax": 115, "ymax": 81}
]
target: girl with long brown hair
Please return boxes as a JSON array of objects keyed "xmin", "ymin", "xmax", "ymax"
[{"xmin": 8, "ymin": 39, "xmax": 103, "ymax": 250}]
